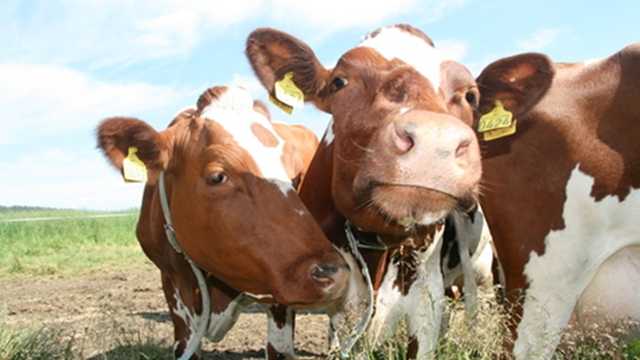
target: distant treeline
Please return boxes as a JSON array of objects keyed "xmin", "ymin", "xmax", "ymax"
[
  {"xmin": 0, "ymin": 205, "xmax": 55, "ymax": 213},
  {"xmin": 0, "ymin": 206, "xmax": 139, "ymax": 214}
]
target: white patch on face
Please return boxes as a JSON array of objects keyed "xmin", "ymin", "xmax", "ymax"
[
  {"xmin": 358, "ymin": 26, "xmax": 447, "ymax": 91},
  {"xmin": 270, "ymin": 179, "xmax": 295, "ymax": 197},
  {"xmin": 200, "ymin": 86, "xmax": 291, "ymax": 184},
  {"xmin": 321, "ymin": 119, "xmax": 335, "ymax": 147},
  {"xmin": 514, "ymin": 166, "xmax": 640, "ymax": 359}
]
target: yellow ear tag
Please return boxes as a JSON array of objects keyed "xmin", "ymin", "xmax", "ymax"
[
  {"xmin": 272, "ymin": 72, "xmax": 304, "ymax": 113},
  {"xmin": 483, "ymin": 120, "xmax": 517, "ymax": 141},
  {"xmin": 122, "ymin": 147, "xmax": 148, "ymax": 183},
  {"xmin": 268, "ymin": 94, "xmax": 294, "ymax": 115},
  {"xmin": 478, "ymin": 100, "xmax": 516, "ymax": 141}
]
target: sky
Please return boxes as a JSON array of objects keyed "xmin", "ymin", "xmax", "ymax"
[{"xmin": 1, "ymin": 0, "xmax": 638, "ymax": 211}]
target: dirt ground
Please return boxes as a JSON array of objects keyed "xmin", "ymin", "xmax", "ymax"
[{"xmin": 0, "ymin": 268, "xmax": 331, "ymax": 359}]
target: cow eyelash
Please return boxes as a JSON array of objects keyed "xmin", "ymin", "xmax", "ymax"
[
  {"xmin": 207, "ymin": 172, "xmax": 228, "ymax": 185},
  {"xmin": 330, "ymin": 77, "xmax": 348, "ymax": 92}
]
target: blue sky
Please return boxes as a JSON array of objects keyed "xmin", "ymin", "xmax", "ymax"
[{"xmin": 1, "ymin": 0, "xmax": 637, "ymax": 211}]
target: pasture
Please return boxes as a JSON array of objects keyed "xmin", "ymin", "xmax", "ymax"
[{"xmin": 0, "ymin": 206, "xmax": 638, "ymax": 359}]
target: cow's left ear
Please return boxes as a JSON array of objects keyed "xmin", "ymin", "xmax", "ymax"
[
  {"xmin": 476, "ymin": 53, "xmax": 555, "ymax": 119},
  {"xmin": 246, "ymin": 27, "xmax": 331, "ymax": 113},
  {"xmin": 96, "ymin": 117, "xmax": 171, "ymax": 183}
]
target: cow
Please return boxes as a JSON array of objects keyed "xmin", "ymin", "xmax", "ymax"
[
  {"xmin": 475, "ymin": 43, "xmax": 640, "ymax": 358},
  {"xmin": 246, "ymin": 24, "xmax": 483, "ymax": 359},
  {"xmin": 96, "ymin": 85, "xmax": 349, "ymax": 360}
]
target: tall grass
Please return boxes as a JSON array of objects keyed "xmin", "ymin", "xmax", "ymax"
[{"xmin": 0, "ymin": 207, "xmax": 150, "ymax": 278}]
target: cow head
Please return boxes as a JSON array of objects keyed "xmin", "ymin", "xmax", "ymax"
[
  {"xmin": 96, "ymin": 86, "xmax": 349, "ymax": 308},
  {"xmin": 246, "ymin": 25, "xmax": 482, "ymax": 242}
]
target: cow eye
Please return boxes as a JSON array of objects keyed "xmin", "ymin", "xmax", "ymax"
[
  {"xmin": 465, "ymin": 92, "xmax": 477, "ymax": 105},
  {"xmin": 330, "ymin": 77, "xmax": 348, "ymax": 92},
  {"xmin": 207, "ymin": 172, "xmax": 228, "ymax": 185}
]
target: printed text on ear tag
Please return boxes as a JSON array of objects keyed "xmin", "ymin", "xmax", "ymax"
[
  {"xmin": 122, "ymin": 147, "xmax": 148, "ymax": 183},
  {"xmin": 273, "ymin": 72, "xmax": 304, "ymax": 113},
  {"xmin": 477, "ymin": 100, "xmax": 516, "ymax": 141},
  {"xmin": 483, "ymin": 120, "xmax": 517, "ymax": 141}
]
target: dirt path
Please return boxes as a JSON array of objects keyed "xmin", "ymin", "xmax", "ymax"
[{"xmin": 0, "ymin": 268, "xmax": 330, "ymax": 359}]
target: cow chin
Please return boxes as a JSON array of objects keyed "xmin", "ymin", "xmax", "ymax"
[{"xmin": 370, "ymin": 184, "xmax": 474, "ymax": 229}]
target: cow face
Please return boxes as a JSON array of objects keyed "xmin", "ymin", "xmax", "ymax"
[
  {"xmin": 246, "ymin": 25, "xmax": 482, "ymax": 240},
  {"xmin": 96, "ymin": 86, "xmax": 349, "ymax": 308}
]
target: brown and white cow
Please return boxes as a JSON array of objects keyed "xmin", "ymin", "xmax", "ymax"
[
  {"xmin": 96, "ymin": 86, "xmax": 349, "ymax": 360},
  {"xmin": 475, "ymin": 43, "xmax": 640, "ymax": 358},
  {"xmin": 246, "ymin": 24, "xmax": 483, "ymax": 359}
]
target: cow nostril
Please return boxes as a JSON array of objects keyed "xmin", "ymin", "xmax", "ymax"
[
  {"xmin": 392, "ymin": 123, "xmax": 414, "ymax": 153},
  {"xmin": 310, "ymin": 265, "xmax": 338, "ymax": 287},
  {"xmin": 455, "ymin": 140, "xmax": 471, "ymax": 166}
]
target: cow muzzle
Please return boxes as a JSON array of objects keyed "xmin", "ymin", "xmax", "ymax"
[{"xmin": 354, "ymin": 110, "xmax": 482, "ymax": 227}]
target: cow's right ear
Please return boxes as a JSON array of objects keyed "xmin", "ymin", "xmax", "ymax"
[
  {"xmin": 96, "ymin": 117, "xmax": 170, "ymax": 183},
  {"xmin": 245, "ymin": 27, "xmax": 331, "ymax": 113},
  {"xmin": 476, "ymin": 53, "xmax": 555, "ymax": 120}
]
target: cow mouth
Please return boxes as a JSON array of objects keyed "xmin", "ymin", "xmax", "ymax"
[{"xmin": 368, "ymin": 183, "xmax": 476, "ymax": 228}]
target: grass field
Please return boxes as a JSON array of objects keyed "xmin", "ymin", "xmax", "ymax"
[
  {"xmin": 0, "ymin": 206, "xmax": 149, "ymax": 279},
  {"xmin": 0, "ymin": 206, "xmax": 638, "ymax": 359}
]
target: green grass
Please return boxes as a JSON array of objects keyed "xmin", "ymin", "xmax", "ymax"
[
  {"xmin": 1, "ymin": 206, "xmax": 638, "ymax": 359},
  {"xmin": 0, "ymin": 206, "xmax": 148, "ymax": 278}
]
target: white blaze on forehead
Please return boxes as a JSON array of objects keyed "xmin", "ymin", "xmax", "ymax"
[
  {"xmin": 200, "ymin": 86, "xmax": 292, "ymax": 186},
  {"xmin": 358, "ymin": 26, "xmax": 448, "ymax": 91}
]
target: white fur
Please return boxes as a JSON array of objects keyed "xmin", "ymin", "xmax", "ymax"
[
  {"xmin": 200, "ymin": 87, "xmax": 292, "ymax": 190},
  {"xmin": 172, "ymin": 289, "xmax": 206, "ymax": 353},
  {"xmin": 359, "ymin": 26, "xmax": 447, "ymax": 91},
  {"xmin": 207, "ymin": 294, "xmax": 251, "ymax": 342},
  {"xmin": 265, "ymin": 305, "xmax": 296, "ymax": 359},
  {"xmin": 329, "ymin": 228, "xmax": 445, "ymax": 359},
  {"xmin": 515, "ymin": 166, "xmax": 640, "ymax": 359},
  {"xmin": 322, "ymin": 119, "xmax": 335, "ymax": 147}
]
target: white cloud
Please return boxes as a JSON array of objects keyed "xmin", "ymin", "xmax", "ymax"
[
  {"xmin": 436, "ymin": 39, "xmax": 469, "ymax": 62},
  {"xmin": 230, "ymin": 73, "xmax": 266, "ymax": 96},
  {"xmin": 0, "ymin": 62, "xmax": 187, "ymax": 145},
  {"xmin": 518, "ymin": 27, "xmax": 560, "ymax": 52},
  {"xmin": 0, "ymin": 148, "xmax": 146, "ymax": 210},
  {"xmin": 268, "ymin": 0, "xmax": 468, "ymax": 38},
  {"xmin": 0, "ymin": 0, "xmax": 263, "ymax": 68}
]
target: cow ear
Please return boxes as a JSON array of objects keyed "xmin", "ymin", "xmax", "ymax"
[
  {"xmin": 476, "ymin": 53, "xmax": 555, "ymax": 119},
  {"xmin": 246, "ymin": 28, "xmax": 331, "ymax": 112},
  {"xmin": 96, "ymin": 117, "xmax": 170, "ymax": 183}
]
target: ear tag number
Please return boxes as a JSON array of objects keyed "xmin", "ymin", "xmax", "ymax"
[
  {"xmin": 483, "ymin": 120, "xmax": 517, "ymax": 141},
  {"xmin": 271, "ymin": 72, "xmax": 304, "ymax": 114},
  {"xmin": 478, "ymin": 100, "xmax": 517, "ymax": 141},
  {"xmin": 122, "ymin": 147, "xmax": 148, "ymax": 183}
]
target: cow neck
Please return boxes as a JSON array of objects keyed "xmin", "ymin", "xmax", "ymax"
[{"xmin": 158, "ymin": 172, "xmax": 211, "ymax": 360}]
